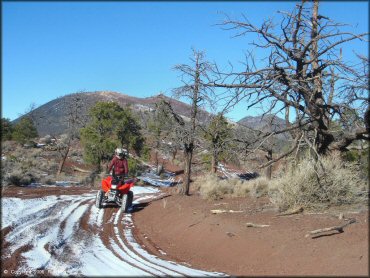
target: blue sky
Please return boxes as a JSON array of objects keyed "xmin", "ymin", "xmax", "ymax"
[{"xmin": 2, "ymin": 1, "xmax": 368, "ymax": 121}]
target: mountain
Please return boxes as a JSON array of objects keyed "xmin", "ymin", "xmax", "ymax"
[
  {"xmin": 238, "ymin": 114, "xmax": 290, "ymax": 140},
  {"xmin": 14, "ymin": 90, "xmax": 291, "ymax": 138},
  {"xmin": 238, "ymin": 114, "xmax": 286, "ymax": 131},
  {"xmin": 14, "ymin": 91, "xmax": 206, "ymax": 136}
]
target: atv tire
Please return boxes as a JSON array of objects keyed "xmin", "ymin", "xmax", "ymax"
[
  {"xmin": 95, "ymin": 190, "xmax": 104, "ymax": 209},
  {"xmin": 121, "ymin": 190, "xmax": 133, "ymax": 213}
]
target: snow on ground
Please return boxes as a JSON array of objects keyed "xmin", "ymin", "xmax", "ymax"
[
  {"xmin": 138, "ymin": 170, "xmax": 177, "ymax": 187},
  {"xmin": 2, "ymin": 186, "xmax": 226, "ymax": 277},
  {"xmin": 218, "ymin": 163, "xmax": 259, "ymax": 180},
  {"xmin": 2, "ymin": 196, "xmax": 59, "ymax": 228},
  {"xmin": 131, "ymin": 186, "xmax": 160, "ymax": 195}
]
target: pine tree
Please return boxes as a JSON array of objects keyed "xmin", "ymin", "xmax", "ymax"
[
  {"xmin": 204, "ymin": 114, "xmax": 233, "ymax": 173},
  {"xmin": 12, "ymin": 117, "xmax": 38, "ymax": 144},
  {"xmin": 80, "ymin": 102, "xmax": 144, "ymax": 170},
  {"xmin": 1, "ymin": 118, "xmax": 13, "ymax": 141}
]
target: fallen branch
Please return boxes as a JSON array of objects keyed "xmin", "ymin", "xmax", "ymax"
[
  {"xmin": 277, "ymin": 206, "xmax": 304, "ymax": 216},
  {"xmin": 73, "ymin": 166, "xmax": 91, "ymax": 173},
  {"xmin": 214, "ymin": 203, "xmax": 228, "ymax": 206},
  {"xmin": 305, "ymin": 218, "xmax": 356, "ymax": 238},
  {"xmin": 211, "ymin": 209, "xmax": 243, "ymax": 214},
  {"xmin": 246, "ymin": 222, "xmax": 270, "ymax": 228},
  {"xmin": 188, "ymin": 221, "xmax": 201, "ymax": 228}
]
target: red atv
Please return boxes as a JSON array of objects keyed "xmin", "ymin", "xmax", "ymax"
[{"xmin": 95, "ymin": 173, "xmax": 135, "ymax": 212}]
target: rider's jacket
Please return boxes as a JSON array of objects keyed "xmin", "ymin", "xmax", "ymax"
[{"xmin": 108, "ymin": 156, "xmax": 128, "ymax": 176}]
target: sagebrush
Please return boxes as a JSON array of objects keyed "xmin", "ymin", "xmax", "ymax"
[
  {"xmin": 268, "ymin": 152, "xmax": 368, "ymax": 211},
  {"xmin": 193, "ymin": 174, "xmax": 268, "ymax": 200},
  {"xmin": 193, "ymin": 152, "xmax": 367, "ymax": 212}
]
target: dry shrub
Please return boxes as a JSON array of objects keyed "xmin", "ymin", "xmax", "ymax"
[
  {"xmin": 193, "ymin": 174, "xmax": 233, "ymax": 200},
  {"xmin": 193, "ymin": 174, "xmax": 269, "ymax": 200},
  {"xmin": 268, "ymin": 152, "xmax": 368, "ymax": 212},
  {"xmin": 1, "ymin": 141, "xmax": 17, "ymax": 153},
  {"xmin": 7, "ymin": 170, "xmax": 37, "ymax": 186},
  {"xmin": 231, "ymin": 179, "xmax": 252, "ymax": 197},
  {"xmin": 235, "ymin": 177, "xmax": 269, "ymax": 198}
]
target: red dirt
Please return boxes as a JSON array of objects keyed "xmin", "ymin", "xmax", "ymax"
[
  {"xmin": 133, "ymin": 191, "xmax": 369, "ymax": 276},
  {"xmin": 1, "ymin": 185, "xmax": 92, "ymax": 199},
  {"xmin": 2, "ymin": 185, "xmax": 368, "ymax": 276}
]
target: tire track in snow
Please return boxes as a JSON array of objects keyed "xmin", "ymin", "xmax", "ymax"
[
  {"xmin": 111, "ymin": 209, "xmax": 180, "ymax": 276},
  {"xmin": 2, "ymin": 195, "xmax": 93, "ymax": 275},
  {"xmin": 96, "ymin": 206, "xmax": 156, "ymax": 276},
  {"xmin": 4, "ymin": 196, "xmax": 89, "ymax": 256},
  {"xmin": 104, "ymin": 193, "xmax": 224, "ymax": 277},
  {"xmin": 85, "ymin": 191, "xmax": 177, "ymax": 276},
  {"xmin": 2, "ymin": 188, "xmax": 226, "ymax": 276}
]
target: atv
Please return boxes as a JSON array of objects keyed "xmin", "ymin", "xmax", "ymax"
[{"xmin": 95, "ymin": 172, "xmax": 135, "ymax": 212}]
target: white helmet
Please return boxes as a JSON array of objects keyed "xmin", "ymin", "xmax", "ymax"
[{"xmin": 115, "ymin": 148, "xmax": 127, "ymax": 159}]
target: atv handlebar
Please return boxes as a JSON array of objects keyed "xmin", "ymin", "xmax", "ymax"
[{"xmin": 104, "ymin": 174, "xmax": 138, "ymax": 182}]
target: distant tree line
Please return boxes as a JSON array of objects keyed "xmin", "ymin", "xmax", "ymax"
[{"xmin": 1, "ymin": 117, "xmax": 38, "ymax": 144}]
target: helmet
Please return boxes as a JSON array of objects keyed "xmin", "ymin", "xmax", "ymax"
[{"xmin": 115, "ymin": 148, "xmax": 126, "ymax": 159}]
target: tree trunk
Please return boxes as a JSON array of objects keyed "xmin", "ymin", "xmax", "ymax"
[
  {"xmin": 179, "ymin": 55, "xmax": 200, "ymax": 195},
  {"xmin": 211, "ymin": 155, "xmax": 217, "ymax": 173},
  {"xmin": 154, "ymin": 150, "xmax": 159, "ymax": 167},
  {"xmin": 211, "ymin": 149, "xmax": 218, "ymax": 173},
  {"xmin": 57, "ymin": 145, "xmax": 70, "ymax": 176},
  {"xmin": 171, "ymin": 149, "xmax": 177, "ymax": 162},
  {"xmin": 265, "ymin": 149, "xmax": 272, "ymax": 179},
  {"xmin": 181, "ymin": 147, "xmax": 193, "ymax": 195},
  {"xmin": 310, "ymin": 0, "xmax": 335, "ymax": 154}
]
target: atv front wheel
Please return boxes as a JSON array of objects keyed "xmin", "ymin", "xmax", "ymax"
[
  {"xmin": 121, "ymin": 190, "xmax": 133, "ymax": 213},
  {"xmin": 95, "ymin": 190, "xmax": 104, "ymax": 209}
]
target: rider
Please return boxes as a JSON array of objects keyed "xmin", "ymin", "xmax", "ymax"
[{"xmin": 108, "ymin": 148, "xmax": 129, "ymax": 183}]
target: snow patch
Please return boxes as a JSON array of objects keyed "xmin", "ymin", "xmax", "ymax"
[{"xmin": 2, "ymin": 189, "xmax": 226, "ymax": 276}]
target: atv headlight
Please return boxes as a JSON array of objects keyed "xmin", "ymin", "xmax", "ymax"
[{"xmin": 111, "ymin": 184, "xmax": 117, "ymax": 189}]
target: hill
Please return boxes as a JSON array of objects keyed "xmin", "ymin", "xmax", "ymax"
[
  {"xmin": 14, "ymin": 91, "xmax": 197, "ymax": 136},
  {"xmin": 13, "ymin": 91, "xmax": 291, "ymax": 140},
  {"xmin": 238, "ymin": 114, "xmax": 286, "ymax": 132},
  {"xmin": 238, "ymin": 114, "xmax": 290, "ymax": 140}
]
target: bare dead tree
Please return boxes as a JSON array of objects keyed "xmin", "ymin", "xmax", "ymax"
[
  {"xmin": 209, "ymin": 0, "xmax": 369, "ymax": 162},
  {"xmin": 23, "ymin": 102, "xmax": 39, "ymax": 123},
  {"xmin": 159, "ymin": 50, "xmax": 215, "ymax": 195},
  {"xmin": 56, "ymin": 92, "xmax": 88, "ymax": 176}
]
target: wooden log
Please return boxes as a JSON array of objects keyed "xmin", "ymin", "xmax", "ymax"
[
  {"xmin": 211, "ymin": 209, "xmax": 243, "ymax": 214},
  {"xmin": 211, "ymin": 209, "xmax": 227, "ymax": 214},
  {"xmin": 246, "ymin": 222, "xmax": 270, "ymax": 228},
  {"xmin": 305, "ymin": 218, "xmax": 356, "ymax": 238},
  {"xmin": 277, "ymin": 206, "xmax": 304, "ymax": 216},
  {"xmin": 73, "ymin": 166, "xmax": 91, "ymax": 173}
]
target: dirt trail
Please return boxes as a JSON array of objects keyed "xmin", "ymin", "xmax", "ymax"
[
  {"xmin": 133, "ymin": 193, "xmax": 369, "ymax": 276},
  {"xmin": 1, "ymin": 186, "xmax": 224, "ymax": 276}
]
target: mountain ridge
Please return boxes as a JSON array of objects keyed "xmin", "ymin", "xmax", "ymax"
[
  {"xmin": 14, "ymin": 91, "xmax": 288, "ymax": 138},
  {"xmin": 14, "ymin": 91, "xmax": 200, "ymax": 136}
]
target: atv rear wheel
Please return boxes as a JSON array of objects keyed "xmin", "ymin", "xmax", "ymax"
[
  {"xmin": 95, "ymin": 190, "xmax": 104, "ymax": 208},
  {"xmin": 121, "ymin": 190, "xmax": 133, "ymax": 213}
]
